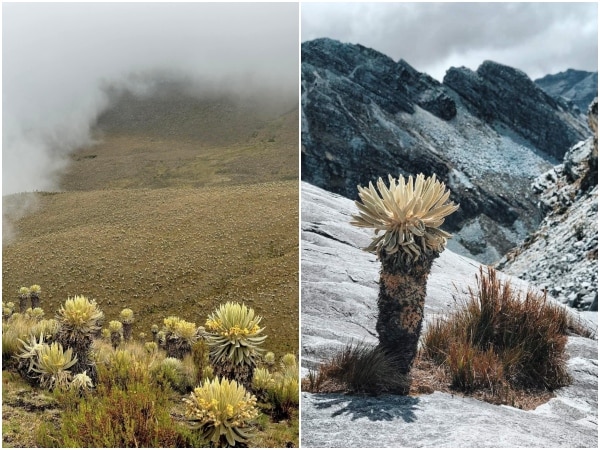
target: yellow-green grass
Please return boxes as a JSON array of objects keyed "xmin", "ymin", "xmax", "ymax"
[{"xmin": 2, "ymin": 181, "xmax": 298, "ymax": 357}]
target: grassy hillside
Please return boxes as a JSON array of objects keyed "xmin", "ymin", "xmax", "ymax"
[
  {"xmin": 2, "ymin": 182, "xmax": 298, "ymax": 355},
  {"xmin": 62, "ymin": 89, "xmax": 298, "ymax": 191},
  {"xmin": 3, "ymin": 86, "xmax": 299, "ymax": 355},
  {"xmin": 3, "ymin": 85, "xmax": 299, "ymax": 447}
]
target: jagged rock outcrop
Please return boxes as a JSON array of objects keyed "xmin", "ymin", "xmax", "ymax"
[
  {"xmin": 498, "ymin": 99, "xmax": 598, "ymax": 311},
  {"xmin": 301, "ymin": 181, "xmax": 598, "ymax": 448},
  {"xmin": 301, "ymin": 38, "xmax": 589, "ymax": 264},
  {"xmin": 535, "ymin": 69, "xmax": 598, "ymax": 114},
  {"xmin": 444, "ymin": 62, "xmax": 589, "ymax": 159}
]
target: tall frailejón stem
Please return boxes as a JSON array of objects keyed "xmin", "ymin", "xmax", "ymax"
[
  {"xmin": 351, "ymin": 173, "xmax": 459, "ymax": 378},
  {"xmin": 378, "ymin": 250, "xmax": 437, "ymax": 373}
]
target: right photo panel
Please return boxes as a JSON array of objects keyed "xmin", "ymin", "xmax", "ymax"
[{"xmin": 300, "ymin": 2, "xmax": 598, "ymax": 448}]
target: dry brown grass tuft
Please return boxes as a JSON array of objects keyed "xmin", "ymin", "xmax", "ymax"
[
  {"xmin": 303, "ymin": 342, "xmax": 409, "ymax": 395},
  {"xmin": 421, "ymin": 267, "xmax": 575, "ymax": 406}
]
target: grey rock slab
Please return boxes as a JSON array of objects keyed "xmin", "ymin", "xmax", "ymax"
[{"xmin": 301, "ymin": 390, "xmax": 596, "ymax": 448}]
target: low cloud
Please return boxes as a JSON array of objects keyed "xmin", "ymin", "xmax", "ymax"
[
  {"xmin": 3, "ymin": 2, "xmax": 299, "ymax": 196},
  {"xmin": 301, "ymin": 2, "xmax": 597, "ymax": 81}
]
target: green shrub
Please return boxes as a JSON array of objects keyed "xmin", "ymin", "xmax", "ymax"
[
  {"xmin": 189, "ymin": 339, "xmax": 211, "ymax": 382},
  {"xmin": 99, "ymin": 348, "xmax": 145, "ymax": 389},
  {"xmin": 151, "ymin": 357, "xmax": 193, "ymax": 393},
  {"xmin": 184, "ymin": 377, "xmax": 259, "ymax": 447},
  {"xmin": 38, "ymin": 377, "xmax": 204, "ymax": 447}
]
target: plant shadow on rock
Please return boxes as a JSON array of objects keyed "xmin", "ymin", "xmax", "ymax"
[{"xmin": 310, "ymin": 393, "xmax": 419, "ymax": 423}]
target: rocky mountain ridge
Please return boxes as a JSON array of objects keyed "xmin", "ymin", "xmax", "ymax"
[
  {"xmin": 301, "ymin": 38, "xmax": 590, "ymax": 264},
  {"xmin": 535, "ymin": 69, "xmax": 598, "ymax": 114}
]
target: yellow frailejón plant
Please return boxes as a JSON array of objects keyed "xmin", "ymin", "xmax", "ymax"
[
  {"xmin": 57, "ymin": 295, "xmax": 104, "ymax": 339},
  {"xmin": 351, "ymin": 173, "xmax": 459, "ymax": 390},
  {"xmin": 351, "ymin": 173, "xmax": 459, "ymax": 262},
  {"xmin": 205, "ymin": 302, "xmax": 266, "ymax": 366},
  {"xmin": 31, "ymin": 342, "xmax": 78, "ymax": 390},
  {"xmin": 184, "ymin": 377, "xmax": 259, "ymax": 447},
  {"xmin": 206, "ymin": 302, "xmax": 267, "ymax": 387},
  {"xmin": 57, "ymin": 295, "xmax": 104, "ymax": 378}
]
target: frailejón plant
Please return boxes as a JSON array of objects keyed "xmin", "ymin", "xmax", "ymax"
[
  {"xmin": 184, "ymin": 377, "xmax": 259, "ymax": 447},
  {"xmin": 351, "ymin": 173, "xmax": 459, "ymax": 388}
]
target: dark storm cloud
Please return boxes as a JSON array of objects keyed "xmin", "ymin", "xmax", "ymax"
[
  {"xmin": 2, "ymin": 2, "xmax": 299, "ymax": 195},
  {"xmin": 301, "ymin": 2, "xmax": 598, "ymax": 81}
]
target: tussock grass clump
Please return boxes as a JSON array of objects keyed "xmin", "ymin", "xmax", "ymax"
[
  {"xmin": 304, "ymin": 342, "xmax": 409, "ymax": 395},
  {"xmin": 3, "ymin": 314, "xmax": 37, "ymax": 360},
  {"xmin": 422, "ymin": 267, "xmax": 572, "ymax": 394}
]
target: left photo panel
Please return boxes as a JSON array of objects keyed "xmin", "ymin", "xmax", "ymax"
[{"xmin": 2, "ymin": 2, "xmax": 300, "ymax": 448}]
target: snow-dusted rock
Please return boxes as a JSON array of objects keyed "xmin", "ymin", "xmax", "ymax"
[
  {"xmin": 301, "ymin": 181, "xmax": 598, "ymax": 448},
  {"xmin": 301, "ymin": 38, "xmax": 590, "ymax": 264}
]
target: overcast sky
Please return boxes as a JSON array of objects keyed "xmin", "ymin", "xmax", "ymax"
[
  {"xmin": 2, "ymin": 2, "xmax": 298, "ymax": 195},
  {"xmin": 301, "ymin": 2, "xmax": 598, "ymax": 81}
]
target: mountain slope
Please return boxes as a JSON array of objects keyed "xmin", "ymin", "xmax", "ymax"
[
  {"xmin": 300, "ymin": 180, "xmax": 597, "ymax": 448},
  {"xmin": 62, "ymin": 81, "xmax": 299, "ymax": 190},
  {"xmin": 301, "ymin": 38, "xmax": 590, "ymax": 263},
  {"xmin": 498, "ymin": 99, "xmax": 598, "ymax": 311},
  {"xmin": 3, "ymin": 79, "xmax": 299, "ymax": 357},
  {"xmin": 535, "ymin": 69, "xmax": 598, "ymax": 113}
]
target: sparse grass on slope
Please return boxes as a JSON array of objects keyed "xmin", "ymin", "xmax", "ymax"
[
  {"xmin": 2, "ymin": 181, "xmax": 298, "ymax": 357},
  {"xmin": 61, "ymin": 93, "xmax": 299, "ymax": 191}
]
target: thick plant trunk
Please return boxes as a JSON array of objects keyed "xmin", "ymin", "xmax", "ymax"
[
  {"xmin": 122, "ymin": 323, "xmax": 133, "ymax": 341},
  {"xmin": 30, "ymin": 294, "xmax": 40, "ymax": 309},
  {"xmin": 377, "ymin": 251, "xmax": 437, "ymax": 375}
]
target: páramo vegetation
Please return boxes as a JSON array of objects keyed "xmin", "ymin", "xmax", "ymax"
[{"xmin": 2, "ymin": 288, "xmax": 299, "ymax": 447}]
